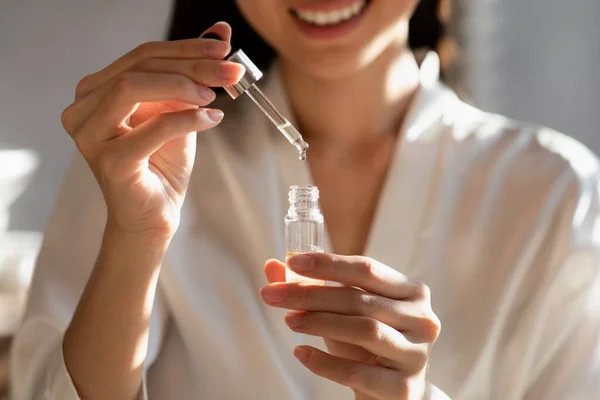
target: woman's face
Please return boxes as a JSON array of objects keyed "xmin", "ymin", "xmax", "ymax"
[{"xmin": 235, "ymin": 0, "xmax": 419, "ymax": 79}]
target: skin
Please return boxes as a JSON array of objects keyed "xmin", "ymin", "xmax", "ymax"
[{"xmin": 60, "ymin": 0, "xmax": 440, "ymax": 398}]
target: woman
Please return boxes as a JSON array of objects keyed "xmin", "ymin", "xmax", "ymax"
[{"xmin": 11, "ymin": 0, "xmax": 600, "ymax": 399}]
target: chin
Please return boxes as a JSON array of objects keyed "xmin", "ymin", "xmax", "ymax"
[{"xmin": 278, "ymin": 45, "xmax": 378, "ymax": 81}]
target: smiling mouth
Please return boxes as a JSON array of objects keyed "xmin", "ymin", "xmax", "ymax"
[{"xmin": 290, "ymin": 0, "xmax": 371, "ymax": 27}]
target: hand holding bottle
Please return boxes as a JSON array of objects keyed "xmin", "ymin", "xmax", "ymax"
[
  {"xmin": 260, "ymin": 254, "xmax": 442, "ymax": 400},
  {"xmin": 60, "ymin": 22, "xmax": 245, "ymax": 237}
]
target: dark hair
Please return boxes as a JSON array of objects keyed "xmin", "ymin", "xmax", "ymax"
[{"xmin": 168, "ymin": 0, "xmax": 443, "ymax": 72}]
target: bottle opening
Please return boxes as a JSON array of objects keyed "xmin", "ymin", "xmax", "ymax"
[
  {"xmin": 289, "ymin": 185, "xmax": 319, "ymax": 203},
  {"xmin": 287, "ymin": 185, "xmax": 320, "ymax": 218}
]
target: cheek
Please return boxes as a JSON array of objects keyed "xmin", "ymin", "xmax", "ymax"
[{"xmin": 234, "ymin": 0, "xmax": 284, "ymax": 44}]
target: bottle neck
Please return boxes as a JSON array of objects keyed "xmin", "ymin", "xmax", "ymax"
[{"xmin": 287, "ymin": 185, "xmax": 321, "ymax": 219}]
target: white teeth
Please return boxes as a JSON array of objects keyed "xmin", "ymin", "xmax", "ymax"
[
  {"xmin": 327, "ymin": 10, "xmax": 344, "ymax": 24},
  {"xmin": 302, "ymin": 11, "xmax": 315, "ymax": 21},
  {"xmin": 341, "ymin": 7, "xmax": 353, "ymax": 20},
  {"xmin": 295, "ymin": 0, "xmax": 367, "ymax": 26},
  {"xmin": 316, "ymin": 12, "xmax": 327, "ymax": 25}
]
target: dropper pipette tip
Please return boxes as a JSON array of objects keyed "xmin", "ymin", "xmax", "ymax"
[
  {"xmin": 295, "ymin": 140, "xmax": 309, "ymax": 161},
  {"xmin": 223, "ymin": 49, "xmax": 310, "ymax": 161}
]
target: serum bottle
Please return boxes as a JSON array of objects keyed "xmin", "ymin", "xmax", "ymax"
[{"xmin": 285, "ymin": 185, "xmax": 324, "ymax": 284}]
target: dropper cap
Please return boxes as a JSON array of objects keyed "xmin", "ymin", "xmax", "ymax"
[{"xmin": 223, "ymin": 50, "xmax": 263, "ymax": 99}]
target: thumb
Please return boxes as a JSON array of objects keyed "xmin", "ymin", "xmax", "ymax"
[
  {"xmin": 200, "ymin": 21, "xmax": 233, "ymax": 43},
  {"xmin": 264, "ymin": 259, "xmax": 287, "ymax": 283}
]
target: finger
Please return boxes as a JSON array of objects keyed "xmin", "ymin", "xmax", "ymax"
[
  {"xmin": 75, "ymin": 22, "xmax": 232, "ymax": 98},
  {"xmin": 90, "ymin": 108, "xmax": 220, "ymax": 171},
  {"xmin": 323, "ymin": 338, "xmax": 374, "ymax": 364},
  {"xmin": 64, "ymin": 72, "xmax": 217, "ymax": 135},
  {"xmin": 260, "ymin": 284, "xmax": 436, "ymax": 337},
  {"xmin": 116, "ymin": 108, "xmax": 223, "ymax": 160},
  {"xmin": 203, "ymin": 21, "xmax": 233, "ymax": 43},
  {"xmin": 133, "ymin": 58, "xmax": 245, "ymax": 88},
  {"xmin": 265, "ymin": 259, "xmax": 287, "ymax": 283},
  {"xmin": 293, "ymin": 346, "xmax": 411, "ymax": 400},
  {"xmin": 287, "ymin": 253, "xmax": 426, "ymax": 300},
  {"xmin": 286, "ymin": 312, "xmax": 426, "ymax": 372}
]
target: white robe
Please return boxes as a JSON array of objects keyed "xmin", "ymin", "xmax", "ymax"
[{"xmin": 11, "ymin": 54, "xmax": 600, "ymax": 399}]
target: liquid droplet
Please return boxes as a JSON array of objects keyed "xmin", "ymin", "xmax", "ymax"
[{"xmin": 295, "ymin": 139, "xmax": 309, "ymax": 162}]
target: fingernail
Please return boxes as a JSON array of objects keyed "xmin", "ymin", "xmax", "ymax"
[
  {"xmin": 201, "ymin": 32, "xmax": 223, "ymax": 41},
  {"xmin": 217, "ymin": 62, "xmax": 243, "ymax": 79},
  {"xmin": 260, "ymin": 285, "xmax": 287, "ymax": 304},
  {"xmin": 294, "ymin": 347, "xmax": 312, "ymax": 365},
  {"xmin": 285, "ymin": 311, "xmax": 307, "ymax": 329},
  {"xmin": 288, "ymin": 254, "xmax": 314, "ymax": 272},
  {"xmin": 206, "ymin": 109, "xmax": 224, "ymax": 123},
  {"xmin": 203, "ymin": 40, "xmax": 230, "ymax": 58},
  {"xmin": 197, "ymin": 85, "xmax": 216, "ymax": 102}
]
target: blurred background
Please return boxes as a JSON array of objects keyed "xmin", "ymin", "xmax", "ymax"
[{"xmin": 0, "ymin": 0, "xmax": 599, "ymax": 397}]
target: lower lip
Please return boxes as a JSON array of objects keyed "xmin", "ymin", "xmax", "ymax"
[{"xmin": 291, "ymin": 4, "xmax": 370, "ymax": 40}]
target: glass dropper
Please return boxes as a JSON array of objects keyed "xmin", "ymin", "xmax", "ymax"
[{"xmin": 223, "ymin": 49, "xmax": 309, "ymax": 161}]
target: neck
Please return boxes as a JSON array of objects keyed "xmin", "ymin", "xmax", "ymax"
[{"xmin": 279, "ymin": 40, "xmax": 420, "ymax": 150}]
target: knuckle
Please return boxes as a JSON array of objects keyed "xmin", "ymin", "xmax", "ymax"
[
  {"xmin": 112, "ymin": 72, "xmax": 137, "ymax": 96},
  {"xmin": 75, "ymin": 74, "xmax": 93, "ymax": 97},
  {"xmin": 176, "ymin": 40, "xmax": 196, "ymax": 57},
  {"xmin": 413, "ymin": 281, "xmax": 431, "ymax": 300},
  {"xmin": 419, "ymin": 312, "xmax": 441, "ymax": 342},
  {"xmin": 428, "ymin": 313, "xmax": 442, "ymax": 340},
  {"xmin": 348, "ymin": 291, "xmax": 370, "ymax": 315},
  {"xmin": 175, "ymin": 40, "xmax": 188, "ymax": 56},
  {"xmin": 180, "ymin": 110, "xmax": 205, "ymax": 129},
  {"xmin": 60, "ymin": 106, "xmax": 74, "ymax": 133},
  {"xmin": 154, "ymin": 113, "xmax": 176, "ymax": 131},
  {"xmin": 358, "ymin": 257, "xmax": 379, "ymax": 279},
  {"xmin": 191, "ymin": 109, "xmax": 207, "ymax": 125},
  {"xmin": 133, "ymin": 41, "xmax": 156, "ymax": 59},
  {"xmin": 360, "ymin": 318, "xmax": 382, "ymax": 342},
  {"xmin": 131, "ymin": 57, "xmax": 150, "ymax": 72}
]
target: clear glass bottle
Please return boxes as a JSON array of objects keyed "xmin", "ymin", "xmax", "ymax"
[{"xmin": 285, "ymin": 185, "xmax": 324, "ymax": 284}]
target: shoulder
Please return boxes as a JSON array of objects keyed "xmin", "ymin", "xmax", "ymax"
[
  {"xmin": 440, "ymin": 98, "xmax": 600, "ymax": 302},
  {"xmin": 449, "ymin": 99, "xmax": 600, "ymax": 230}
]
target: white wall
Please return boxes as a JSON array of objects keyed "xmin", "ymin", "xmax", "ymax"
[
  {"xmin": 0, "ymin": 0, "xmax": 173, "ymax": 232},
  {"xmin": 458, "ymin": 0, "xmax": 600, "ymax": 150}
]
